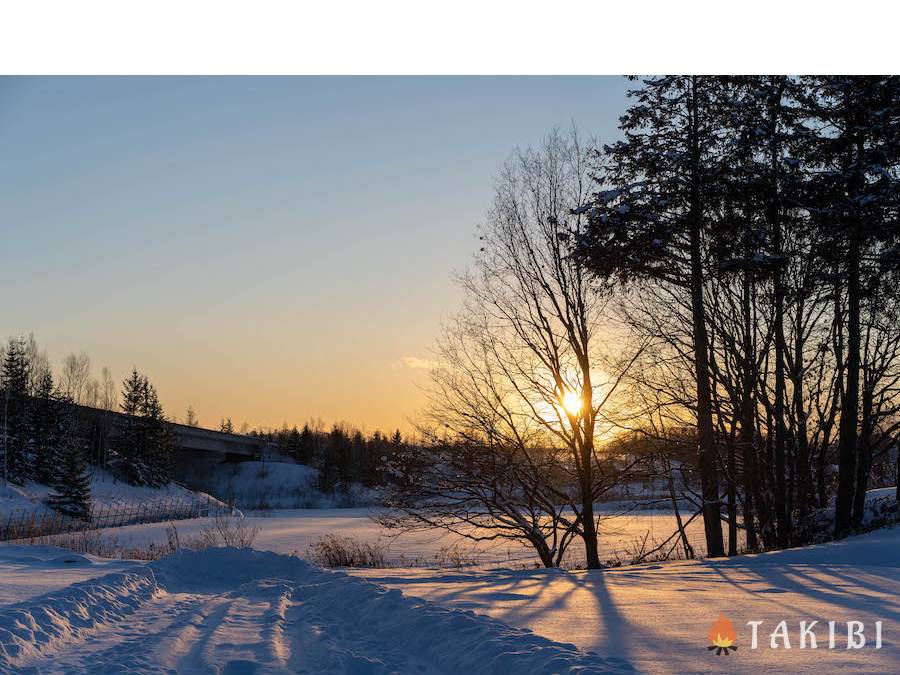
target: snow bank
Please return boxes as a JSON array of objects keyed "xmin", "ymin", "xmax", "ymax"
[
  {"xmin": 148, "ymin": 547, "xmax": 633, "ymax": 674},
  {"xmin": 2, "ymin": 545, "xmax": 632, "ymax": 673},
  {"xmin": 715, "ymin": 523, "xmax": 900, "ymax": 568},
  {"xmin": 197, "ymin": 460, "xmax": 377, "ymax": 509},
  {"xmin": 198, "ymin": 460, "xmax": 318, "ymax": 509},
  {"xmin": 0, "ymin": 566, "xmax": 157, "ymax": 666}
]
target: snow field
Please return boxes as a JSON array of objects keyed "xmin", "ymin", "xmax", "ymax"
[
  {"xmin": 356, "ymin": 526, "xmax": 900, "ymax": 674},
  {"xmin": 2, "ymin": 546, "xmax": 635, "ymax": 674}
]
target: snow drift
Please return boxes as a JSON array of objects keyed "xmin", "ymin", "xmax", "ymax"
[
  {"xmin": 0, "ymin": 567, "xmax": 158, "ymax": 665},
  {"xmin": 1, "ymin": 546, "xmax": 634, "ymax": 674}
]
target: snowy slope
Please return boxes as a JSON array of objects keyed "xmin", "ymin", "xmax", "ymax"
[
  {"xmin": 0, "ymin": 547, "xmax": 634, "ymax": 674},
  {"xmin": 196, "ymin": 459, "xmax": 380, "ymax": 509},
  {"xmin": 0, "ymin": 468, "xmax": 222, "ymax": 522}
]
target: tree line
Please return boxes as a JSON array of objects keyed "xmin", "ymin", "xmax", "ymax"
[
  {"xmin": 252, "ymin": 423, "xmax": 407, "ymax": 492},
  {"xmin": 1, "ymin": 335, "xmax": 174, "ymax": 518},
  {"xmin": 382, "ymin": 76, "xmax": 900, "ymax": 567}
]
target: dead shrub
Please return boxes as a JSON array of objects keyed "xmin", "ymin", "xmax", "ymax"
[{"xmin": 307, "ymin": 534, "xmax": 387, "ymax": 568}]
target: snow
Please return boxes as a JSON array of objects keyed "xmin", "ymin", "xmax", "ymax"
[
  {"xmin": 191, "ymin": 459, "xmax": 380, "ymax": 509},
  {"xmin": 0, "ymin": 545, "xmax": 142, "ymax": 607},
  {"xmin": 0, "ymin": 547, "xmax": 634, "ymax": 674},
  {"xmin": 0, "ymin": 468, "xmax": 222, "ymax": 523},
  {"xmin": 0, "ymin": 491, "xmax": 896, "ymax": 673},
  {"xmin": 355, "ymin": 526, "xmax": 900, "ymax": 674},
  {"xmin": 49, "ymin": 504, "xmax": 730, "ymax": 567},
  {"xmin": 0, "ymin": 563, "xmax": 157, "ymax": 665}
]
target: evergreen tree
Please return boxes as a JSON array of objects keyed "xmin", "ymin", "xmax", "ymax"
[
  {"xmin": 799, "ymin": 76, "xmax": 900, "ymax": 534},
  {"xmin": 31, "ymin": 370, "xmax": 62, "ymax": 484},
  {"xmin": 2, "ymin": 337, "xmax": 32, "ymax": 484},
  {"xmin": 47, "ymin": 397, "xmax": 92, "ymax": 520},
  {"xmin": 141, "ymin": 379, "xmax": 173, "ymax": 487},
  {"xmin": 117, "ymin": 368, "xmax": 147, "ymax": 484},
  {"xmin": 717, "ymin": 76, "xmax": 811, "ymax": 548},
  {"xmin": 115, "ymin": 368, "xmax": 172, "ymax": 487},
  {"xmin": 298, "ymin": 423, "xmax": 315, "ymax": 464},
  {"xmin": 579, "ymin": 76, "xmax": 730, "ymax": 557}
]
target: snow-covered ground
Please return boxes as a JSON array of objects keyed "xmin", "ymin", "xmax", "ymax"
[
  {"xmin": 0, "ymin": 491, "xmax": 896, "ymax": 673},
  {"xmin": 191, "ymin": 460, "xmax": 317, "ymax": 509},
  {"xmin": 354, "ymin": 527, "xmax": 900, "ymax": 674},
  {"xmin": 0, "ymin": 468, "xmax": 221, "ymax": 523},
  {"xmin": 0, "ymin": 546, "xmax": 142, "ymax": 607},
  {"xmin": 193, "ymin": 460, "xmax": 378, "ymax": 510},
  {"xmin": 0, "ymin": 546, "xmax": 633, "ymax": 674},
  {"xmin": 35, "ymin": 485, "xmax": 891, "ymax": 568},
  {"xmin": 44, "ymin": 504, "xmax": 729, "ymax": 567},
  {"xmin": 1, "ymin": 527, "xmax": 897, "ymax": 673}
]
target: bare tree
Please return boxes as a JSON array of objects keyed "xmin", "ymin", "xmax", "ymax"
[
  {"xmin": 100, "ymin": 366, "xmax": 118, "ymax": 411},
  {"xmin": 385, "ymin": 129, "xmax": 639, "ymax": 568},
  {"xmin": 24, "ymin": 333, "xmax": 51, "ymax": 395},
  {"xmin": 379, "ymin": 316, "xmax": 583, "ymax": 567},
  {"xmin": 60, "ymin": 352, "xmax": 92, "ymax": 405},
  {"xmin": 185, "ymin": 405, "xmax": 199, "ymax": 427},
  {"xmin": 82, "ymin": 378, "xmax": 101, "ymax": 407}
]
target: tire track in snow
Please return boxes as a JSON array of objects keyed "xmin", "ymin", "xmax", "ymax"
[{"xmin": 6, "ymin": 548, "xmax": 634, "ymax": 674}]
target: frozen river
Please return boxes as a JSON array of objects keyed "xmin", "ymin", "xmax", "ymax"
[{"xmin": 81, "ymin": 503, "xmax": 743, "ymax": 568}]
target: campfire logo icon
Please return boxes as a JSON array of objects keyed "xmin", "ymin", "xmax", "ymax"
[{"xmin": 707, "ymin": 614, "xmax": 738, "ymax": 655}]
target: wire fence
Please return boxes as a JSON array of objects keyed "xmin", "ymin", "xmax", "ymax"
[{"xmin": 0, "ymin": 495, "xmax": 233, "ymax": 543}]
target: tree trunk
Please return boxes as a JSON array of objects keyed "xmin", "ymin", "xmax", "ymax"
[
  {"xmin": 760, "ymin": 409, "xmax": 777, "ymax": 549},
  {"xmin": 581, "ymin": 466, "xmax": 601, "ymax": 568},
  {"xmin": 688, "ymin": 77, "xmax": 724, "ymax": 558},
  {"xmin": 792, "ymin": 302, "xmax": 814, "ymax": 537},
  {"xmin": 834, "ymin": 230, "xmax": 860, "ymax": 537},
  {"xmin": 727, "ymin": 434, "xmax": 738, "ymax": 556},
  {"xmin": 666, "ymin": 457, "xmax": 694, "ymax": 559},
  {"xmin": 851, "ymin": 379, "xmax": 873, "ymax": 527},
  {"xmin": 768, "ymin": 85, "xmax": 790, "ymax": 549},
  {"xmin": 741, "ymin": 270, "xmax": 759, "ymax": 551}
]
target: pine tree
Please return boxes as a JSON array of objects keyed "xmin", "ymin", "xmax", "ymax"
[
  {"xmin": 116, "ymin": 368, "xmax": 147, "ymax": 484},
  {"xmin": 578, "ymin": 76, "xmax": 730, "ymax": 557},
  {"xmin": 2, "ymin": 337, "xmax": 32, "ymax": 484},
  {"xmin": 31, "ymin": 370, "xmax": 61, "ymax": 485},
  {"xmin": 141, "ymin": 380, "xmax": 173, "ymax": 487},
  {"xmin": 298, "ymin": 423, "xmax": 315, "ymax": 464},
  {"xmin": 47, "ymin": 398, "xmax": 92, "ymax": 520},
  {"xmin": 115, "ymin": 369, "xmax": 172, "ymax": 487},
  {"xmin": 717, "ymin": 76, "xmax": 812, "ymax": 548},
  {"xmin": 799, "ymin": 76, "xmax": 900, "ymax": 534}
]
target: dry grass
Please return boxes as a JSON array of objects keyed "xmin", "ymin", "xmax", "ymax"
[
  {"xmin": 307, "ymin": 534, "xmax": 387, "ymax": 568},
  {"xmin": 18, "ymin": 515, "xmax": 260, "ymax": 561}
]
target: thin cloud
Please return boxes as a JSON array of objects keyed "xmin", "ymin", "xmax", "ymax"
[{"xmin": 394, "ymin": 356, "xmax": 437, "ymax": 371}]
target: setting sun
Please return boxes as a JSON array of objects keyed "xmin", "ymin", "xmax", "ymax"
[{"xmin": 561, "ymin": 390, "xmax": 583, "ymax": 415}]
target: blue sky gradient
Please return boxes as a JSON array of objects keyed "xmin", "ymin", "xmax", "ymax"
[{"xmin": 0, "ymin": 76, "xmax": 629, "ymax": 430}]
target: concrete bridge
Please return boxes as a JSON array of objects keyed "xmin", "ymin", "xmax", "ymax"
[
  {"xmin": 165, "ymin": 420, "xmax": 265, "ymax": 458},
  {"xmin": 74, "ymin": 405, "xmax": 267, "ymax": 486}
]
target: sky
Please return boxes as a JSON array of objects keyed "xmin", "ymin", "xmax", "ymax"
[{"xmin": 0, "ymin": 76, "xmax": 630, "ymax": 432}]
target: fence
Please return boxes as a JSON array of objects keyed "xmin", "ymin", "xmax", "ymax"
[{"xmin": 0, "ymin": 495, "xmax": 233, "ymax": 543}]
